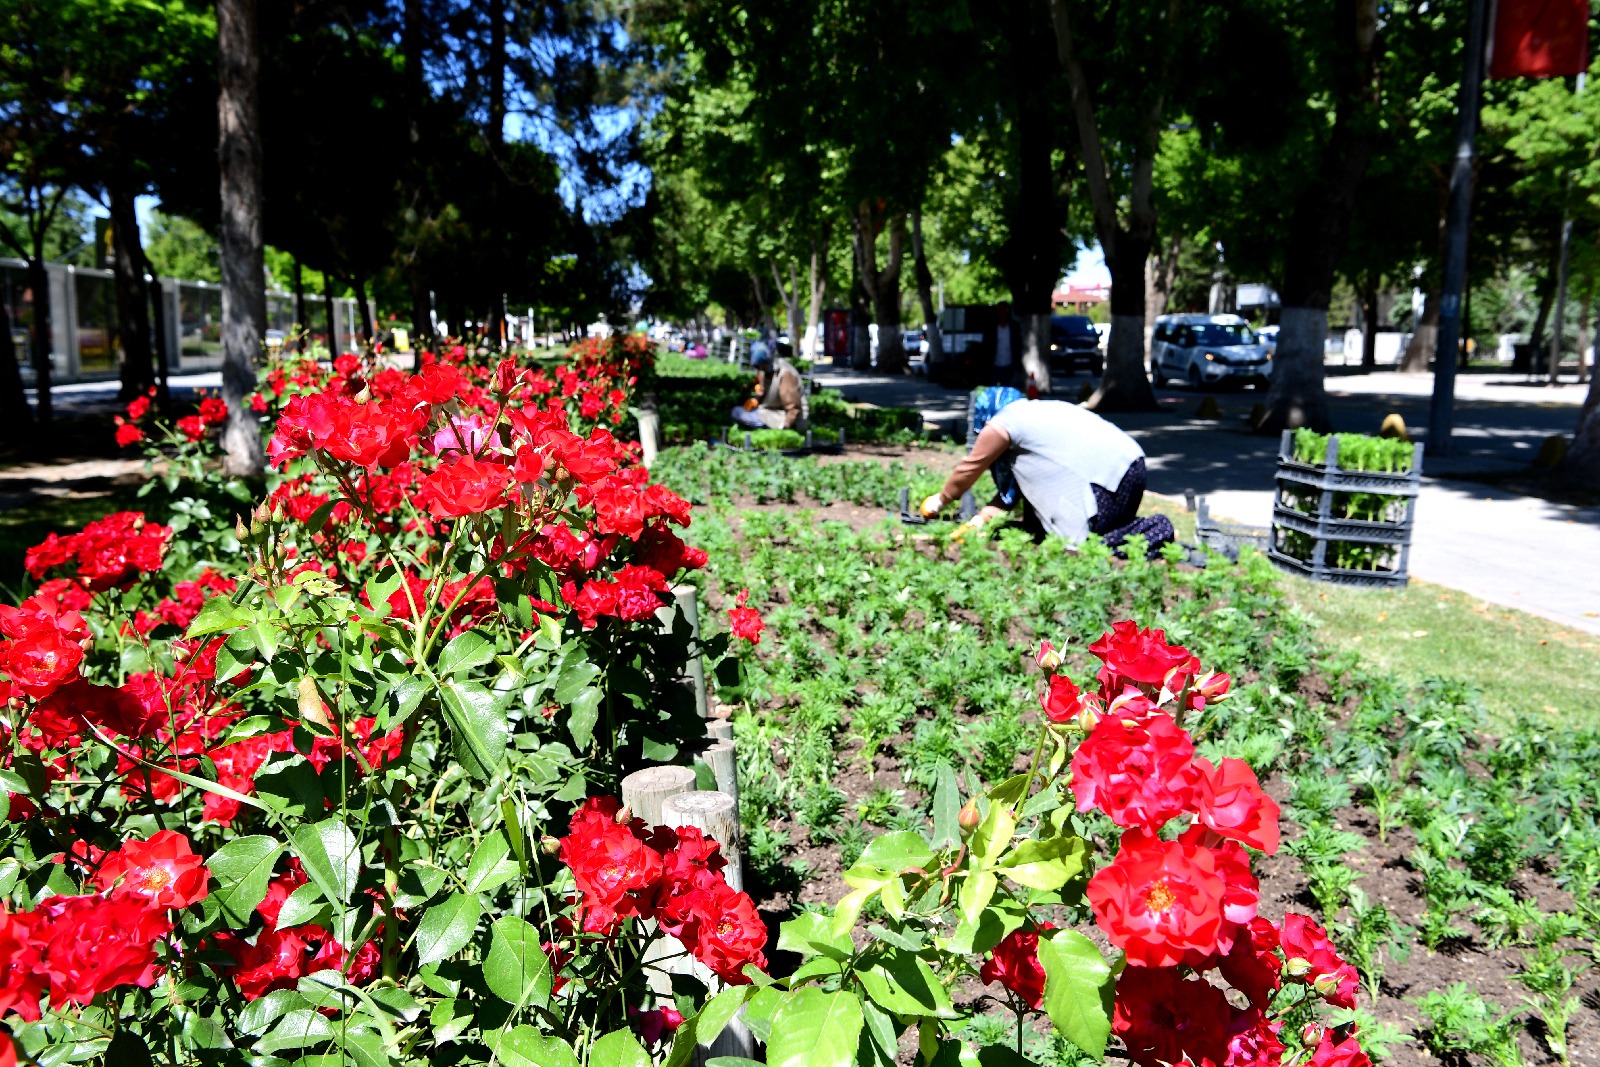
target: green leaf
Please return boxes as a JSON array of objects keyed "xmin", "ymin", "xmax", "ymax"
[
  {"xmin": 852, "ymin": 831, "xmax": 935, "ymax": 875},
  {"xmin": 958, "ymin": 870, "xmax": 997, "ymax": 926},
  {"xmin": 487, "ymin": 1026, "xmax": 578, "ymax": 1067},
  {"xmin": 590, "ymin": 1029, "xmax": 651, "ymax": 1067},
  {"xmin": 483, "ymin": 915, "xmax": 552, "ymax": 1009},
  {"xmin": 253, "ymin": 755, "xmax": 325, "ymax": 819},
  {"xmin": 439, "ymin": 679, "xmax": 509, "ymax": 780},
  {"xmin": 1036, "ymin": 929, "xmax": 1114, "ymax": 1057},
  {"xmin": 105, "ymin": 1028, "xmax": 154, "ymax": 1067},
  {"xmin": 462, "ymin": 831, "xmax": 520, "ymax": 894},
  {"xmin": 256, "ymin": 1008, "xmax": 334, "ymax": 1053},
  {"xmin": 695, "ymin": 984, "xmax": 755, "ymax": 1046},
  {"xmin": 778, "ymin": 912, "xmax": 854, "ymax": 962},
  {"xmin": 706, "ymin": 1060, "xmax": 767, "ymax": 1067},
  {"xmin": 187, "ymin": 596, "xmax": 252, "ymax": 638},
  {"xmin": 567, "ymin": 685, "xmax": 602, "ymax": 749},
  {"xmin": 0, "ymin": 769, "xmax": 29, "ymax": 796},
  {"xmin": 766, "ymin": 988, "xmax": 863, "ymax": 1067},
  {"xmin": 438, "ymin": 632, "xmax": 496, "ymax": 676},
  {"xmin": 430, "ymin": 998, "xmax": 474, "ymax": 1045},
  {"xmin": 274, "ymin": 882, "xmax": 327, "ymax": 930},
  {"xmin": 552, "ymin": 656, "xmax": 601, "ymax": 703},
  {"xmin": 854, "ymin": 950, "xmax": 957, "ymax": 1019},
  {"xmin": 237, "ymin": 989, "xmax": 312, "ymax": 1037},
  {"xmin": 386, "ymin": 675, "xmax": 430, "ymax": 729},
  {"xmin": 208, "ymin": 836, "xmax": 284, "ymax": 927},
  {"xmin": 995, "ymin": 835, "xmax": 1089, "ymax": 891},
  {"xmin": 930, "ymin": 765, "xmax": 962, "ymax": 850},
  {"xmin": 290, "ymin": 818, "xmax": 360, "ymax": 906},
  {"xmin": 412, "ymin": 893, "xmax": 483, "ymax": 967}
]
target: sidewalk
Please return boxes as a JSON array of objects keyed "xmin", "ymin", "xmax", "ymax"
[{"xmin": 811, "ymin": 364, "xmax": 1600, "ymax": 635}]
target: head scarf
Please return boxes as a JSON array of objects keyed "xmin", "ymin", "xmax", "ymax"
[{"xmin": 971, "ymin": 386, "xmax": 1024, "ymax": 507}]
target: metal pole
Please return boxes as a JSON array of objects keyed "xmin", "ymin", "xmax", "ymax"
[
  {"xmin": 1551, "ymin": 218, "xmax": 1573, "ymax": 384},
  {"xmin": 1426, "ymin": 0, "xmax": 1490, "ymax": 456}
]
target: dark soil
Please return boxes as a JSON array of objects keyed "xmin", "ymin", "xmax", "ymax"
[{"xmin": 730, "ymin": 494, "xmax": 1600, "ymax": 1067}]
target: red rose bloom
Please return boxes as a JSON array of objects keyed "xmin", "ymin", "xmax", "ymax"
[
  {"xmin": 216, "ymin": 926, "xmax": 311, "ymax": 1000},
  {"xmin": 681, "ymin": 879, "xmax": 768, "ymax": 984},
  {"xmin": 1088, "ymin": 829, "xmax": 1227, "ymax": 967},
  {"xmin": 419, "ymin": 455, "xmax": 512, "ymax": 519},
  {"xmin": 115, "ymin": 422, "xmax": 145, "ymax": 447},
  {"xmin": 2, "ymin": 621, "xmax": 85, "ymax": 699},
  {"xmin": 36, "ymin": 679, "xmax": 162, "ymax": 740},
  {"xmin": 1070, "ymin": 710, "xmax": 1197, "ymax": 830},
  {"xmin": 979, "ymin": 923, "xmax": 1054, "ymax": 1009},
  {"xmin": 1193, "ymin": 757, "xmax": 1281, "ymax": 854},
  {"xmin": 1279, "ymin": 912, "xmax": 1359, "ymax": 1008},
  {"xmin": 32, "ymin": 895, "xmax": 171, "ymax": 1007},
  {"xmin": 0, "ymin": 908, "xmax": 47, "ymax": 1021},
  {"xmin": 176, "ymin": 415, "xmax": 207, "ymax": 441},
  {"xmin": 728, "ymin": 589, "xmax": 764, "ymax": 644},
  {"xmin": 1216, "ymin": 916, "xmax": 1282, "ymax": 1009},
  {"xmin": 1112, "ymin": 964, "xmax": 1231, "ymax": 1067},
  {"xmin": 1087, "ymin": 620, "xmax": 1198, "ymax": 693},
  {"xmin": 92, "ymin": 830, "xmax": 210, "ymax": 910},
  {"xmin": 1224, "ymin": 1009, "xmax": 1286, "ymax": 1067},
  {"xmin": 1308, "ymin": 1030, "xmax": 1370, "ymax": 1067},
  {"xmin": 1041, "ymin": 672, "xmax": 1094, "ymax": 724},
  {"xmin": 559, "ymin": 797, "xmax": 663, "ymax": 928}
]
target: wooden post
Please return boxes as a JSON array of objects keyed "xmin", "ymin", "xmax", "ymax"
[
  {"xmin": 656, "ymin": 584, "xmax": 708, "ymax": 719},
  {"xmin": 662, "ymin": 791, "xmax": 741, "ymax": 892},
  {"xmin": 638, "ymin": 409, "xmax": 660, "ymax": 467},
  {"xmin": 701, "ymin": 738, "xmax": 739, "ymax": 814},
  {"xmin": 620, "ymin": 765, "xmax": 696, "ymax": 828},
  {"xmin": 660, "ymin": 789, "xmax": 757, "ymax": 1066}
]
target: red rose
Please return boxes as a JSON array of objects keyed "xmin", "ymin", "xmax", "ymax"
[
  {"xmin": 1041, "ymin": 673, "xmax": 1095, "ymax": 724},
  {"xmin": 1070, "ymin": 710, "xmax": 1197, "ymax": 830},
  {"xmin": 1216, "ymin": 916, "xmax": 1282, "ymax": 1009},
  {"xmin": 32, "ymin": 895, "xmax": 171, "ymax": 1007},
  {"xmin": 1224, "ymin": 1008, "xmax": 1286, "ymax": 1067},
  {"xmin": 1193, "ymin": 757, "xmax": 1280, "ymax": 854},
  {"xmin": 558, "ymin": 797, "xmax": 663, "ymax": 928},
  {"xmin": 1181, "ymin": 826, "xmax": 1260, "ymax": 928},
  {"xmin": 176, "ymin": 414, "xmax": 207, "ymax": 441},
  {"xmin": 92, "ymin": 830, "xmax": 209, "ymax": 910},
  {"xmin": 1088, "ymin": 829, "xmax": 1227, "ymax": 967},
  {"xmin": 198, "ymin": 397, "xmax": 229, "ymax": 425},
  {"xmin": 1279, "ymin": 913, "xmax": 1359, "ymax": 1008},
  {"xmin": 1088, "ymin": 620, "xmax": 1198, "ymax": 694},
  {"xmin": 979, "ymin": 923, "xmax": 1054, "ymax": 1009},
  {"xmin": 1308, "ymin": 1030, "xmax": 1370, "ymax": 1067},
  {"xmin": 216, "ymin": 926, "xmax": 311, "ymax": 1000},
  {"xmin": 1112, "ymin": 964, "xmax": 1231, "ymax": 1067},
  {"xmin": 680, "ymin": 879, "xmax": 768, "ymax": 984},
  {"xmin": 629, "ymin": 1005, "xmax": 684, "ymax": 1050},
  {"xmin": 126, "ymin": 396, "xmax": 151, "ymax": 420},
  {"xmin": 728, "ymin": 589, "xmax": 764, "ymax": 644},
  {"xmin": 419, "ymin": 455, "xmax": 512, "ymax": 519},
  {"xmin": 36, "ymin": 679, "xmax": 162, "ymax": 740},
  {"xmin": 2, "ymin": 621, "xmax": 85, "ymax": 699},
  {"xmin": 637, "ymin": 526, "xmax": 707, "ymax": 576},
  {"xmin": 0, "ymin": 908, "xmax": 47, "ymax": 1021},
  {"xmin": 256, "ymin": 859, "xmax": 310, "ymax": 927},
  {"xmin": 115, "ymin": 422, "xmax": 145, "ymax": 447}
]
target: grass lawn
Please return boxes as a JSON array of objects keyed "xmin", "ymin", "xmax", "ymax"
[{"xmin": 1281, "ymin": 576, "xmax": 1600, "ymax": 728}]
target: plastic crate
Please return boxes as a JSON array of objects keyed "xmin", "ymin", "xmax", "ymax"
[{"xmin": 1266, "ymin": 430, "xmax": 1423, "ymax": 588}]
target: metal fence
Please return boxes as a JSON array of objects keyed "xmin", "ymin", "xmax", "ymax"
[{"xmin": 0, "ymin": 258, "xmax": 365, "ymax": 384}]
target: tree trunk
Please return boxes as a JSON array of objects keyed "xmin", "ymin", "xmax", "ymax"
[
  {"xmin": 1578, "ymin": 289, "xmax": 1591, "ymax": 384},
  {"xmin": 483, "ymin": 0, "xmax": 506, "ymax": 351},
  {"xmin": 911, "ymin": 209, "xmax": 945, "ymax": 370},
  {"xmin": 1003, "ymin": 0, "xmax": 1061, "ymax": 394},
  {"xmin": 1562, "ymin": 353, "xmax": 1600, "ymax": 483},
  {"xmin": 1050, "ymin": 0, "xmax": 1160, "ymax": 412},
  {"xmin": 353, "ymin": 270, "xmax": 374, "ymax": 344},
  {"xmin": 854, "ymin": 202, "xmax": 906, "ymax": 374},
  {"xmin": 292, "ymin": 258, "xmax": 308, "ymax": 352},
  {"xmin": 26, "ymin": 254, "xmax": 52, "ymax": 426},
  {"xmin": 0, "ymin": 297, "xmax": 33, "ymax": 437},
  {"xmin": 109, "ymin": 187, "xmax": 156, "ymax": 400},
  {"xmin": 217, "ymin": 0, "xmax": 266, "ymax": 476},
  {"xmin": 1360, "ymin": 274, "xmax": 1379, "ymax": 371},
  {"xmin": 1145, "ymin": 234, "xmax": 1179, "ymax": 334},
  {"xmin": 1399, "ymin": 291, "xmax": 1438, "ymax": 373},
  {"xmin": 804, "ymin": 233, "xmax": 827, "ymax": 359},
  {"xmin": 1256, "ymin": 0, "xmax": 1379, "ymax": 433},
  {"xmin": 769, "ymin": 259, "xmax": 803, "ymax": 356},
  {"xmin": 323, "ymin": 271, "xmax": 339, "ymax": 355}
]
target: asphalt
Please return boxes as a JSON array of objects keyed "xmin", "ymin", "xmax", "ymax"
[{"xmin": 812, "ymin": 363, "xmax": 1600, "ymax": 636}]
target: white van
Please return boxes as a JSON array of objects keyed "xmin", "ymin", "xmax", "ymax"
[{"xmin": 1149, "ymin": 314, "xmax": 1273, "ymax": 389}]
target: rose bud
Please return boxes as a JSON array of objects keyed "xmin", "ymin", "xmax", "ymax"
[
  {"xmin": 540, "ymin": 836, "xmax": 561, "ymax": 855},
  {"xmin": 958, "ymin": 800, "xmax": 981, "ymax": 832},
  {"xmin": 1035, "ymin": 641, "xmax": 1062, "ymax": 672}
]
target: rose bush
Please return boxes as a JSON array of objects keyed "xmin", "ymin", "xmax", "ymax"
[{"xmin": 0, "ymin": 337, "xmax": 1371, "ymax": 1066}]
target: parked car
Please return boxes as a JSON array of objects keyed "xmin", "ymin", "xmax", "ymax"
[
  {"xmin": 1149, "ymin": 313, "xmax": 1272, "ymax": 389},
  {"xmin": 1049, "ymin": 314, "xmax": 1104, "ymax": 377},
  {"xmin": 902, "ymin": 328, "xmax": 925, "ymax": 355}
]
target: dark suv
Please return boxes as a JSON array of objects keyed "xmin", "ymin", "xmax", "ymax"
[{"xmin": 1049, "ymin": 315, "xmax": 1104, "ymax": 377}]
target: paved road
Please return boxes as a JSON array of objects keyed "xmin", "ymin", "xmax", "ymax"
[{"xmin": 812, "ymin": 364, "xmax": 1600, "ymax": 635}]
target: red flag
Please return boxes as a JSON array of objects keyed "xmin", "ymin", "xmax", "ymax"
[{"xmin": 1489, "ymin": 0, "xmax": 1590, "ymax": 79}]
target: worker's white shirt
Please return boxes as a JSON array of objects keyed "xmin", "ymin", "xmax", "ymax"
[{"xmin": 989, "ymin": 399, "xmax": 1145, "ymax": 542}]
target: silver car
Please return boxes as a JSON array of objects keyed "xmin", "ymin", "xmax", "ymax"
[{"xmin": 1150, "ymin": 314, "xmax": 1273, "ymax": 389}]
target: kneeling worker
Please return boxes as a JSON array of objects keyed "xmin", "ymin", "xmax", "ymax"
[
  {"xmin": 922, "ymin": 388, "xmax": 1174, "ymax": 555},
  {"xmin": 731, "ymin": 344, "xmax": 809, "ymax": 431}
]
